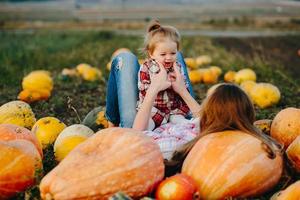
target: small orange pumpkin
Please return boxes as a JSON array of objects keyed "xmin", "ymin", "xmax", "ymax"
[
  {"xmin": 155, "ymin": 173, "xmax": 197, "ymax": 200},
  {"xmin": 182, "ymin": 130, "xmax": 283, "ymax": 199},
  {"xmin": 0, "ymin": 124, "xmax": 43, "ymax": 157},
  {"xmin": 271, "ymin": 107, "xmax": 300, "ymax": 148},
  {"xmin": 224, "ymin": 70, "xmax": 236, "ymax": 83}
]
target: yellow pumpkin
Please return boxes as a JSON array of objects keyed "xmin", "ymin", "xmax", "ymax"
[
  {"xmin": 106, "ymin": 61, "xmax": 112, "ymax": 71},
  {"xmin": 0, "ymin": 101, "xmax": 36, "ymax": 129},
  {"xmin": 271, "ymin": 107, "xmax": 300, "ymax": 148},
  {"xmin": 184, "ymin": 58, "xmax": 198, "ymax": 69},
  {"xmin": 286, "ymin": 136, "xmax": 300, "ymax": 172},
  {"xmin": 202, "ymin": 69, "xmax": 218, "ymax": 84},
  {"xmin": 40, "ymin": 128, "xmax": 164, "ymax": 199},
  {"xmin": 188, "ymin": 70, "xmax": 202, "ymax": 84},
  {"xmin": 54, "ymin": 124, "xmax": 94, "ymax": 161},
  {"xmin": 76, "ymin": 64, "xmax": 102, "ymax": 81},
  {"xmin": 195, "ymin": 55, "xmax": 212, "ymax": 66},
  {"xmin": 81, "ymin": 67, "xmax": 102, "ymax": 81},
  {"xmin": 270, "ymin": 181, "xmax": 300, "ymax": 200},
  {"xmin": 234, "ymin": 68, "xmax": 256, "ymax": 84},
  {"xmin": 32, "ymin": 117, "xmax": 66, "ymax": 149},
  {"xmin": 250, "ymin": 83, "xmax": 280, "ymax": 109},
  {"xmin": 61, "ymin": 68, "xmax": 79, "ymax": 77},
  {"xmin": 138, "ymin": 59, "xmax": 144, "ymax": 65},
  {"xmin": 224, "ymin": 70, "xmax": 236, "ymax": 83},
  {"xmin": 209, "ymin": 66, "xmax": 222, "ymax": 77},
  {"xmin": 182, "ymin": 130, "xmax": 283, "ymax": 199},
  {"xmin": 76, "ymin": 63, "xmax": 92, "ymax": 75},
  {"xmin": 54, "ymin": 135, "xmax": 87, "ymax": 162},
  {"xmin": 18, "ymin": 89, "xmax": 51, "ymax": 103},
  {"xmin": 240, "ymin": 80, "xmax": 256, "ymax": 96},
  {"xmin": 22, "ymin": 70, "xmax": 53, "ymax": 92}
]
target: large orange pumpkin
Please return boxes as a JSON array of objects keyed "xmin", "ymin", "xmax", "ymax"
[
  {"xmin": 0, "ymin": 124, "xmax": 42, "ymax": 157},
  {"xmin": 0, "ymin": 140, "xmax": 42, "ymax": 199},
  {"xmin": 182, "ymin": 130, "xmax": 283, "ymax": 199},
  {"xmin": 271, "ymin": 107, "xmax": 300, "ymax": 148},
  {"xmin": 40, "ymin": 128, "xmax": 164, "ymax": 200}
]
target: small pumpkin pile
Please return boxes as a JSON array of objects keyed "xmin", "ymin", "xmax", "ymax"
[
  {"xmin": 76, "ymin": 63, "xmax": 102, "ymax": 81},
  {"xmin": 184, "ymin": 55, "xmax": 212, "ymax": 70},
  {"xmin": 18, "ymin": 70, "xmax": 53, "ymax": 103},
  {"xmin": 271, "ymin": 107, "xmax": 300, "ymax": 172},
  {"xmin": 0, "ymin": 124, "xmax": 43, "ymax": 199},
  {"xmin": 188, "ymin": 66, "xmax": 222, "ymax": 84},
  {"xmin": 221, "ymin": 68, "xmax": 280, "ymax": 108}
]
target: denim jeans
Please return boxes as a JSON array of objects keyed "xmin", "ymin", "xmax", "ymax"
[{"xmin": 105, "ymin": 51, "xmax": 194, "ymax": 128}]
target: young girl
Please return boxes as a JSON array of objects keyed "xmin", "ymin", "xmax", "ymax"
[
  {"xmin": 105, "ymin": 22, "xmax": 195, "ymax": 129},
  {"xmin": 168, "ymin": 83, "xmax": 284, "ymax": 170},
  {"xmin": 133, "ymin": 20, "xmax": 198, "ymax": 131}
]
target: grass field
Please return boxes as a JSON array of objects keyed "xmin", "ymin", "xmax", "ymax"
[{"xmin": 1, "ymin": 29, "xmax": 300, "ymax": 199}]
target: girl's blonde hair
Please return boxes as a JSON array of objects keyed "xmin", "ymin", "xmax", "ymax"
[
  {"xmin": 170, "ymin": 83, "xmax": 283, "ymax": 166},
  {"xmin": 143, "ymin": 20, "xmax": 180, "ymax": 56}
]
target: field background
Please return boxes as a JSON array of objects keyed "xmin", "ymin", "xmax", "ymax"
[{"xmin": 1, "ymin": 0, "xmax": 300, "ymax": 199}]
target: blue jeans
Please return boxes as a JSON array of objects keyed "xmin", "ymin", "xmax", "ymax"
[{"xmin": 105, "ymin": 52, "xmax": 194, "ymax": 128}]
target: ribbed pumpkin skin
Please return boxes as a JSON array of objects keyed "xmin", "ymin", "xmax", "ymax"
[
  {"xmin": 286, "ymin": 136, "xmax": 300, "ymax": 172},
  {"xmin": 271, "ymin": 107, "xmax": 300, "ymax": 148},
  {"xmin": 182, "ymin": 130, "xmax": 283, "ymax": 199},
  {"xmin": 0, "ymin": 101, "xmax": 36, "ymax": 129},
  {"xmin": 40, "ymin": 128, "xmax": 165, "ymax": 200},
  {"xmin": 270, "ymin": 181, "xmax": 300, "ymax": 200},
  {"xmin": 0, "ymin": 124, "xmax": 43, "ymax": 157},
  {"xmin": 0, "ymin": 140, "xmax": 42, "ymax": 199}
]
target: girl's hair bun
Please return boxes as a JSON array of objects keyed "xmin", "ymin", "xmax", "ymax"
[{"xmin": 147, "ymin": 20, "xmax": 161, "ymax": 33}]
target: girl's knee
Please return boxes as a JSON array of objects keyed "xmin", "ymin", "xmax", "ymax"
[{"xmin": 112, "ymin": 52, "xmax": 139, "ymax": 71}]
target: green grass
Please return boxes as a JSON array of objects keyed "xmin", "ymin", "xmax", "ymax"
[{"xmin": 1, "ymin": 30, "xmax": 300, "ymax": 199}]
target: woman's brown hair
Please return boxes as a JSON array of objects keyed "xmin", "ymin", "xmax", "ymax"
[
  {"xmin": 170, "ymin": 83, "xmax": 283, "ymax": 166},
  {"xmin": 143, "ymin": 20, "xmax": 180, "ymax": 56}
]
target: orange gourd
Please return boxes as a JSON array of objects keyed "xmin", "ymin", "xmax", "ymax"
[
  {"xmin": 286, "ymin": 136, "xmax": 300, "ymax": 172},
  {"xmin": 155, "ymin": 173, "xmax": 197, "ymax": 200},
  {"xmin": 40, "ymin": 128, "xmax": 164, "ymax": 200},
  {"xmin": 182, "ymin": 130, "xmax": 283, "ymax": 199},
  {"xmin": 0, "ymin": 124, "xmax": 42, "ymax": 157},
  {"xmin": 271, "ymin": 107, "xmax": 300, "ymax": 148},
  {"xmin": 271, "ymin": 181, "xmax": 300, "ymax": 200},
  {"xmin": 0, "ymin": 140, "xmax": 42, "ymax": 199}
]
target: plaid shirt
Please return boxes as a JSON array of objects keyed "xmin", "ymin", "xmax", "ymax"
[{"xmin": 137, "ymin": 59, "xmax": 191, "ymax": 128}]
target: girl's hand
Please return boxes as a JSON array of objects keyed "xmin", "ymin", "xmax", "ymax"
[
  {"xmin": 171, "ymin": 64, "xmax": 187, "ymax": 95},
  {"xmin": 149, "ymin": 62, "xmax": 171, "ymax": 94}
]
